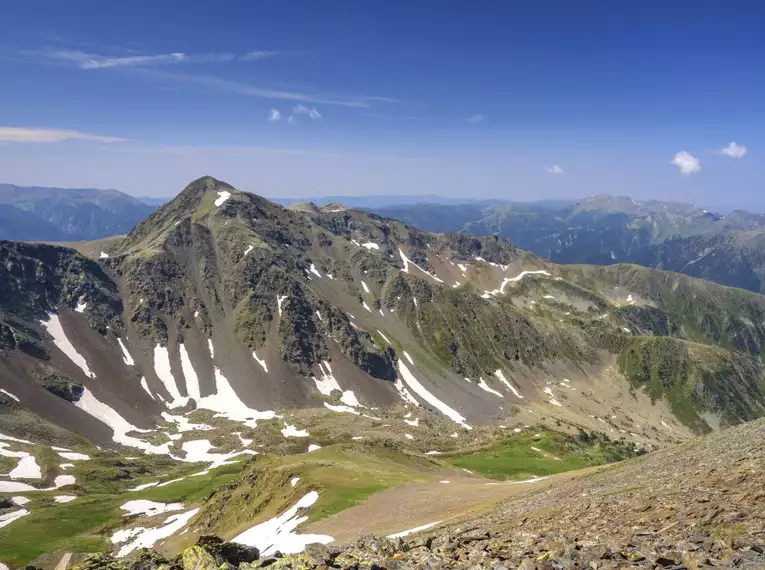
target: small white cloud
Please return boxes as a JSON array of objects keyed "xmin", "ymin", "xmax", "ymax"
[
  {"xmin": 267, "ymin": 109, "xmax": 281, "ymax": 122},
  {"xmin": 545, "ymin": 164, "xmax": 565, "ymax": 175},
  {"xmin": 467, "ymin": 114, "xmax": 485, "ymax": 123},
  {"xmin": 287, "ymin": 115, "xmax": 298, "ymax": 125},
  {"xmin": 293, "ymin": 104, "xmax": 322, "ymax": 119},
  {"xmin": 240, "ymin": 50, "xmax": 278, "ymax": 61},
  {"xmin": 670, "ymin": 151, "xmax": 701, "ymax": 175},
  {"xmin": 717, "ymin": 141, "xmax": 747, "ymax": 159},
  {"xmin": 0, "ymin": 126, "xmax": 128, "ymax": 143}
]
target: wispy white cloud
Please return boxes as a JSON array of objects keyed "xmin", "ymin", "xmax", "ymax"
[
  {"xmin": 27, "ymin": 47, "xmax": 394, "ymax": 108},
  {"xmin": 467, "ymin": 114, "xmax": 485, "ymax": 123},
  {"xmin": 545, "ymin": 164, "xmax": 565, "ymax": 175},
  {"xmin": 267, "ymin": 109, "xmax": 281, "ymax": 122},
  {"xmin": 287, "ymin": 115, "xmax": 299, "ymax": 125},
  {"xmin": 670, "ymin": 151, "xmax": 701, "ymax": 175},
  {"xmin": 293, "ymin": 104, "xmax": 322, "ymax": 119},
  {"xmin": 137, "ymin": 70, "xmax": 383, "ymax": 108},
  {"xmin": 240, "ymin": 50, "xmax": 278, "ymax": 61},
  {"xmin": 50, "ymin": 49, "xmax": 236, "ymax": 69},
  {"xmin": 716, "ymin": 141, "xmax": 747, "ymax": 159},
  {"xmin": 0, "ymin": 126, "xmax": 128, "ymax": 143}
]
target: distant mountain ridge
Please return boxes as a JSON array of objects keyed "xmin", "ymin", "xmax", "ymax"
[
  {"xmin": 0, "ymin": 183, "xmax": 157, "ymax": 241},
  {"xmin": 370, "ymin": 194, "xmax": 765, "ymax": 294}
]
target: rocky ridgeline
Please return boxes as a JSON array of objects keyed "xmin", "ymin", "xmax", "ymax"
[{"xmin": 66, "ymin": 527, "xmax": 765, "ymax": 570}]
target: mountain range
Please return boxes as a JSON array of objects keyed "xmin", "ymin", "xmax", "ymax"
[
  {"xmin": 3, "ymin": 177, "xmax": 765, "ymax": 566},
  {"xmin": 370, "ymin": 194, "xmax": 765, "ymax": 294},
  {"xmin": 0, "ymin": 184, "xmax": 157, "ymax": 241}
]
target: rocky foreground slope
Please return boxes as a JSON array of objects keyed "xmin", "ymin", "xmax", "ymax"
[{"xmin": 68, "ymin": 417, "xmax": 765, "ymax": 569}]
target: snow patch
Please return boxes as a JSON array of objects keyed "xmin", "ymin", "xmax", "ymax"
[
  {"xmin": 128, "ymin": 482, "xmax": 159, "ymax": 492},
  {"xmin": 478, "ymin": 378, "xmax": 503, "ymax": 398},
  {"xmin": 57, "ymin": 451, "xmax": 90, "ymax": 461},
  {"xmin": 324, "ymin": 402, "xmax": 360, "ymax": 415},
  {"xmin": 404, "ymin": 418, "xmax": 419, "ymax": 427},
  {"xmin": 41, "ymin": 314, "xmax": 95, "ymax": 378},
  {"xmin": 177, "ymin": 344, "xmax": 201, "ymax": 402},
  {"xmin": 340, "ymin": 390, "xmax": 360, "ymax": 407},
  {"xmin": 214, "ymin": 190, "xmax": 231, "ymax": 207},
  {"xmin": 361, "ymin": 242, "xmax": 380, "ymax": 250},
  {"xmin": 153, "ymin": 345, "xmax": 189, "ymax": 408},
  {"xmin": 54, "ymin": 495, "xmax": 77, "ymax": 503},
  {"xmin": 99, "ymin": 251, "xmax": 110, "ymax": 259},
  {"xmin": 75, "ymin": 388, "xmax": 168, "ymax": 455},
  {"xmin": 495, "ymin": 370, "xmax": 523, "ymax": 399},
  {"xmin": 282, "ymin": 424, "xmax": 309, "ymax": 438},
  {"xmin": 405, "ymin": 433, "xmax": 414, "ymax": 440},
  {"xmin": 9, "ymin": 456, "xmax": 42, "ymax": 480},
  {"xmin": 307, "ymin": 444, "xmax": 321, "ymax": 452},
  {"xmin": 544, "ymin": 386, "xmax": 563, "ymax": 407},
  {"xmin": 197, "ymin": 368, "xmax": 277, "ymax": 428},
  {"xmin": 309, "ymin": 264, "xmax": 322, "ymax": 278},
  {"xmin": 0, "ymin": 509, "xmax": 29, "ymax": 529},
  {"xmin": 120, "ymin": 500, "xmax": 185, "ymax": 517},
  {"xmin": 112, "ymin": 508, "xmax": 199, "ymax": 557},
  {"xmin": 398, "ymin": 248, "xmax": 443, "ymax": 283},
  {"xmin": 181, "ymin": 439, "xmax": 256, "ymax": 470},
  {"xmin": 290, "ymin": 477, "xmax": 300, "ymax": 487},
  {"xmin": 75, "ymin": 301, "xmax": 87, "ymax": 313},
  {"xmin": 117, "ymin": 338, "xmax": 135, "ymax": 366},
  {"xmin": 361, "ymin": 280, "xmax": 370, "ymax": 293},
  {"xmin": 362, "ymin": 301, "xmax": 372, "ymax": 312},
  {"xmin": 277, "ymin": 295, "xmax": 287, "ymax": 316},
  {"xmin": 395, "ymin": 378, "xmax": 420, "ymax": 407},
  {"xmin": 398, "ymin": 360, "xmax": 471, "ymax": 429},
  {"xmin": 377, "ymin": 330, "xmax": 391, "ymax": 344},
  {"xmin": 387, "ymin": 520, "xmax": 442, "ymax": 539},
  {"xmin": 252, "ymin": 352, "xmax": 268, "ymax": 373},
  {"xmin": 0, "ymin": 389, "xmax": 19, "ymax": 402},
  {"xmin": 495, "ymin": 270, "xmax": 551, "ymax": 295},
  {"xmin": 403, "ymin": 351, "xmax": 414, "ymax": 365},
  {"xmin": 232, "ymin": 491, "xmax": 333, "ymax": 556},
  {"xmin": 139, "ymin": 378, "xmax": 155, "ymax": 400},
  {"xmin": 313, "ymin": 361, "xmax": 341, "ymax": 395},
  {"xmin": 244, "ymin": 245, "xmax": 254, "ymax": 257}
]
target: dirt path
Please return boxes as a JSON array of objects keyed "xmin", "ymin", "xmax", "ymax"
[{"xmin": 306, "ymin": 469, "xmax": 596, "ymax": 543}]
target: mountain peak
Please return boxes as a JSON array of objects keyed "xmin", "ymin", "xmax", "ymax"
[{"xmin": 320, "ymin": 201, "xmax": 347, "ymax": 213}]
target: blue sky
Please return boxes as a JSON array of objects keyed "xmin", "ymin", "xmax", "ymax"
[{"xmin": 1, "ymin": 1, "xmax": 763, "ymax": 205}]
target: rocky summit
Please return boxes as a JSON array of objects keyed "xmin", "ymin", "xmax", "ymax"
[{"xmin": 3, "ymin": 177, "xmax": 765, "ymax": 568}]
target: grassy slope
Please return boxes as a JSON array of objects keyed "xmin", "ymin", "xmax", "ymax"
[
  {"xmin": 0, "ymin": 458, "xmax": 241, "ymax": 567},
  {"xmin": 195, "ymin": 444, "xmax": 439, "ymax": 538},
  {"xmin": 443, "ymin": 430, "xmax": 637, "ymax": 480},
  {"xmin": 617, "ymin": 336, "xmax": 765, "ymax": 433}
]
